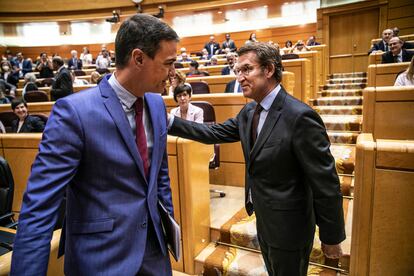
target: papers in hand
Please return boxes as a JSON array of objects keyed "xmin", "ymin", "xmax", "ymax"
[{"xmin": 158, "ymin": 201, "xmax": 181, "ymax": 261}]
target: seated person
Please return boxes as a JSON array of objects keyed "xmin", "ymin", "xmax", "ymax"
[
  {"xmin": 200, "ymin": 49, "xmax": 209, "ymax": 60},
  {"xmin": 80, "ymin": 47, "xmax": 93, "ymax": 66},
  {"xmin": 90, "ymin": 71, "xmax": 101, "ymax": 84},
  {"xmin": 306, "ymin": 35, "xmax": 320, "ymax": 46},
  {"xmin": 245, "ymin": 33, "xmax": 258, "ymax": 45},
  {"xmin": 22, "ymin": 73, "xmax": 38, "ymax": 97},
  {"xmin": 0, "ymin": 60, "xmax": 19, "ymax": 88},
  {"xmin": 68, "ymin": 50, "xmax": 83, "ymax": 70},
  {"xmin": 224, "ymin": 79, "xmax": 242, "ymax": 93},
  {"xmin": 170, "ymin": 84, "xmax": 203, "ymax": 123},
  {"xmin": 369, "ymin": 28, "xmax": 393, "ymax": 54},
  {"xmin": 280, "ymin": 40, "xmax": 293, "ymax": 55},
  {"xmin": 186, "ymin": 61, "xmax": 208, "ymax": 77},
  {"xmin": 179, "ymin": 52, "xmax": 193, "ymax": 63},
  {"xmin": 205, "ymin": 55, "xmax": 218, "ymax": 66},
  {"xmin": 169, "ymin": 71, "xmax": 186, "ymax": 96},
  {"xmin": 10, "ymin": 99, "xmax": 45, "ymax": 133},
  {"xmin": 394, "ymin": 56, "xmax": 414, "ymax": 86},
  {"xmin": 35, "ymin": 53, "xmax": 54, "ymax": 78},
  {"xmin": 0, "ymin": 81, "xmax": 11, "ymax": 104},
  {"xmin": 382, "ymin": 37, "xmax": 414, "ymax": 63},
  {"xmin": 290, "ymin": 40, "xmax": 310, "ymax": 53},
  {"xmin": 70, "ymin": 71, "xmax": 89, "ymax": 85},
  {"xmin": 95, "ymin": 50, "xmax": 111, "ymax": 69},
  {"xmin": 221, "ymin": 53, "xmax": 236, "ymax": 75}
]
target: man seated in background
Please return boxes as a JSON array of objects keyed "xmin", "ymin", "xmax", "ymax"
[
  {"xmin": 10, "ymin": 99, "xmax": 45, "ymax": 133},
  {"xmin": 205, "ymin": 55, "xmax": 218, "ymax": 66},
  {"xmin": 224, "ymin": 79, "xmax": 242, "ymax": 93},
  {"xmin": 221, "ymin": 53, "xmax": 237, "ymax": 75},
  {"xmin": 368, "ymin": 28, "xmax": 393, "ymax": 54},
  {"xmin": 306, "ymin": 35, "xmax": 320, "ymax": 46},
  {"xmin": 382, "ymin": 37, "xmax": 414, "ymax": 63},
  {"xmin": 204, "ymin": 35, "xmax": 220, "ymax": 57},
  {"xmin": 186, "ymin": 60, "xmax": 208, "ymax": 77},
  {"xmin": 200, "ymin": 48, "xmax": 209, "ymax": 60},
  {"xmin": 13, "ymin": 52, "xmax": 32, "ymax": 78},
  {"xmin": 68, "ymin": 50, "xmax": 83, "ymax": 70},
  {"xmin": 22, "ymin": 73, "xmax": 38, "ymax": 97},
  {"xmin": 289, "ymin": 40, "xmax": 310, "ymax": 54},
  {"xmin": 176, "ymin": 47, "xmax": 187, "ymax": 61},
  {"xmin": 35, "ymin": 52, "xmax": 54, "ymax": 78},
  {"xmin": 222, "ymin": 33, "xmax": 237, "ymax": 52},
  {"xmin": 50, "ymin": 56, "xmax": 73, "ymax": 101},
  {"xmin": 179, "ymin": 52, "xmax": 193, "ymax": 63}
]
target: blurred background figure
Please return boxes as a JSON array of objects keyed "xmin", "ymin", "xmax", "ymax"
[
  {"xmin": 245, "ymin": 33, "xmax": 258, "ymax": 44},
  {"xmin": 306, "ymin": 35, "xmax": 320, "ymax": 46},
  {"xmin": 394, "ymin": 56, "xmax": 414, "ymax": 86},
  {"xmin": 168, "ymin": 70, "xmax": 186, "ymax": 96},
  {"xmin": 22, "ymin": 73, "xmax": 38, "ymax": 97},
  {"xmin": 35, "ymin": 52, "xmax": 54, "ymax": 78},
  {"xmin": 80, "ymin": 47, "xmax": 93, "ymax": 66}
]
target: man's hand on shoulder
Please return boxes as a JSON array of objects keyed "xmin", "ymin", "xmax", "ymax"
[{"xmin": 321, "ymin": 243, "xmax": 342, "ymax": 259}]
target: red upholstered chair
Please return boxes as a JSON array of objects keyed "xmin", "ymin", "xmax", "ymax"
[
  {"xmin": 24, "ymin": 91, "xmax": 49, "ymax": 102},
  {"xmin": 190, "ymin": 81, "xmax": 210, "ymax": 94},
  {"xmin": 191, "ymin": 101, "xmax": 225, "ymax": 197},
  {"xmin": 0, "ymin": 112, "xmax": 18, "ymax": 133}
]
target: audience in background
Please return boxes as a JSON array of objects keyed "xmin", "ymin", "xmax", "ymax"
[
  {"xmin": 10, "ymin": 99, "xmax": 45, "ymax": 133},
  {"xmin": 382, "ymin": 37, "xmax": 414, "ymax": 63},
  {"xmin": 35, "ymin": 52, "xmax": 54, "ymax": 78},
  {"xmin": 306, "ymin": 35, "xmax": 320, "ymax": 46},
  {"xmin": 170, "ymin": 84, "xmax": 203, "ymax": 123},
  {"xmin": 394, "ymin": 56, "xmax": 414, "ymax": 86},
  {"xmin": 392, "ymin": 27, "xmax": 400, "ymax": 37},
  {"xmin": 70, "ymin": 71, "xmax": 89, "ymax": 85},
  {"xmin": 221, "ymin": 52, "xmax": 237, "ymax": 75},
  {"xmin": 186, "ymin": 60, "xmax": 208, "ymax": 77},
  {"xmin": 245, "ymin": 33, "xmax": 258, "ymax": 44},
  {"xmin": 0, "ymin": 81, "xmax": 11, "ymax": 104},
  {"xmin": 281, "ymin": 40, "xmax": 293, "ymax": 55},
  {"xmin": 50, "ymin": 56, "xmax": 73, "ymax": 101},
  {"xmin": 90, "ymin": 71, "xmax": 101, "ymax": 84},
  {"xmin": 368, "ymin": 28, "xmax": 393, "ymax": 54},
  {"xmin": 200, "ymin": 49, "xmax": 209, "ymax": 60},
  {"xmin": 95, "ymin": 50, "xmax": 111, "ymax": 69},
  {"xmin": 68, "ymin": 50, "xmax": 83, "ymax": 70},
  {"xmin": 222, "ymin": 33, "xmax": 237, "ymax": 52},
  {"xmin": 290, "ymin": 40, "xmax": 310, "ymax": 53},
  {"xmin": 0, "ymin": 120, "xmax": 5, "ymax": 133},
  {"xmin": 80, "ymin": 47, "xmax": 93, "ymax": 66},
  {"xmin": 5, "ymin": 50, "xmax": 15, "ymax": 65},
  {"xmin": 176, "ymin": 47, "xmax": 188, "ymax": 61},
  {"xmin": 168, "ymin": 70, "xmax": 186, "ymax": 95},
  {"xmin": 14, "ymin": 52, "xmax": 33, "ymax": 78},
  {"xmin": 224, "ymin": 79, "xmax": 242, "ymax": 93},
  {"xmin": 22, "ymin": 73, "xmax": 38, "ymax": 97},
  {"xmin": 179, "ymin": 52, "xmax": 193, "ymax": 63},
  {"xmin": 0, "ymin": 60, "xmax": 18, "ymax": 88},
  {"xmin": 207, "ymin": 55, "xmax": 219, "ymax": 66},
  {"xmin": 204, "ymin": 35, "xmax": 220, "ymax": 57}
]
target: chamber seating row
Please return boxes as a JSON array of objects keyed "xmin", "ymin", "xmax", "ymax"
[{"xmin": 367, "ymin": 62, "xmax": 409, "ymax": 87}]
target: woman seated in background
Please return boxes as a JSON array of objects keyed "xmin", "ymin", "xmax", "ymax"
[
  {"xmin": 186, "ymin": 60, "xmax": 209, "ymax": 77},
  {"xmin": 170, "ymin": 84, "xmax": 203, "ymax": 123},
  {"xmin": 22, "ymin": 73, "xmax": 38, "ymax": 97},
  {"xmin": 281, "ymin": 40, "xmax": 293, "ymax": 55},
  {"xmin": 168, "ymin": 71, "xmax": 186, "ymax": 96},
  {"xmin": 11, "ymin": 99, "xmax": 45, "ymax": 133},
  {"xmin": 394, "ymin": 56, "xmax": 414, "ymax": 86},
  {"xmin": 80, "ymin": 47, "xmax": 93, "ymax": 66},
  {"xmin": 0, "ymin": 60, "xmax": 18, "ymax": 90},
  {"xmin": 245, "ymin": 33, "xmax": 258, "ymax": 44},
  {"xmin": 0, "ymin": 81, "xmax": 11, "ymax": 104},
  {"xmin": 90, "ymin": 71, "xmax": 102, "ymax": 84}
]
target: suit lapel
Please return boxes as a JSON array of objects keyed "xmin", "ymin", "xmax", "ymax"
[
  {"xmin": 249, "ymin": 89, "xmax": 287, "ymax": 165},
  {"xmin": 144, "ymin": 94, "xmax": 161, "ymax": 185},
  {"xmin": 99, "ymin": 77, "xmax": 147, "ymax": 182},
  {"xmin": 245, "ymin": 107, "xmax": 255, "ymax": 153}
]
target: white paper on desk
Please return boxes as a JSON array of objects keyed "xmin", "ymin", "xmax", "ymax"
[{"xmin": 158, "ymin": 201, "xmax": 181, "ymax": 261}]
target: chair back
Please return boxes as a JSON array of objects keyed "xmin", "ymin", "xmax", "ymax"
[
  {"xmin": 31, "ymin": 113, "xmax": 48, "ymax": 125},
  {"xmin": 0, "ymin": 112, "xmax": 18, "ymax": 133},
  {"xmin": 0, "ymin": 157, "xmax": 15, "ymax": 219},
  {"xmin": 191, "ymin": 101, "xmax": 220, "ymax": 168},
  {"xmin": 281, "ymin": 53, "xmax": 299, "ymax": 60},
  {"xmin": 96, "ymin": 68, "xmax": 110, "ymax": 74},
  {"xmin": 74, "ymin": 70, "xmax": 86, "ymax": 76},
  {"xmin": 191, "ymin": 81, "xmax": 210, "ymax": 94},
  {"xmin": 174, "ymin": 62, "xmax": 184, "ymax": 69},
  {"xmin": 24, "ymin": 90, "xmax": 49, "ymax": 102}
]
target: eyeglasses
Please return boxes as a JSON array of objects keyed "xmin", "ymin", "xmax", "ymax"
[{"xmin": 234, "ymin": 65, "xmax": 257, "ymax": 76}]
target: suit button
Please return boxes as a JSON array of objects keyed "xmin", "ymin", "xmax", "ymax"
[{"xmin": 141, "ymin": 221, "xmax": 147, "ymax": 228}]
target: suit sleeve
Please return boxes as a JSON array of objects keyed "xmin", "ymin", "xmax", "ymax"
[
  {"xmin": 292, "ymin": 109, "xmax": 346, "ymax": 245},
  {"xmin": 51, "ymin": 72, "xmax": 73, "ymax": 98},
  {"xmin": 30, "ymin": 116, "xmax": 45, "ymax": 132},
  {"xmin": 169, "ymin": 114, "xmax": 240, "ymax": 144},
  {"xmin": 11, "ymin": 99, "xmax": 84, "ymax": 275}
]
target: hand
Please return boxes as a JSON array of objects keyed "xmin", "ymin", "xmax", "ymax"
[{"xmin": 321, "ymin": 243, "xmax": 342, "ymax": 259}]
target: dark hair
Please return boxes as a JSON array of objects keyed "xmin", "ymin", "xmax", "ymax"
[
  {"xmin": 40, "ymin": 52, "xmax": 47, "ymax": 57},
  {"xmin": 52, "ymin": 56, "xmax": 64, "ymax": 67},
  {"xmin": 189, "ymin": 60, "xmax": 199, "ymax": 69},
  {"xmin": 173, "ymin": 84, "xmax": 192, "ymax": 102},
  {"xmin": 115, "ymin": 14, "xmax": 179, "ymax": 69},
  {"xmin": 285, "ymin": 40, "xmax": 292, "ymax": 47},
  {"xmin": 11, "ymin": 98, "xmax": 27, "ymax": 110},
  {"xmin": 237, "ymin": 42, "xmax": 283, "ymax": 83},
  {"xmin": 249, "ymin": 33, "xmax": 256, "ymax": 40}
]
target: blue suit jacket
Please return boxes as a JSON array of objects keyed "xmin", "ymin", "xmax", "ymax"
[{"xmin": 11, "ymin": 76, "xmax": 173, "ymax": 275}]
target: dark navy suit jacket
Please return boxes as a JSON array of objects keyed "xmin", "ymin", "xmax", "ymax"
[{"xmin": 11, "ymin": 76, "xmax": 173, "ymax": 275}]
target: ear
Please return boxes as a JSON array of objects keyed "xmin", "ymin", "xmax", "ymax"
[
  {"xmin": 264, "ymin": 64, "xmax": 275, "ymax": 79},
  {"xmin": 131, "ymin": 48, "xmax": 144, "ymax": 68}
]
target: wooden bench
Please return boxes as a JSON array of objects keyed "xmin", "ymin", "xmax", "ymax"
[
  {"xmin": 351, "ymin": 134, "xmax": 414, "ymax": 276},
  {"xmin": 367, "ymin": 62, "xmax": 409, "ymax": 87},
  {"xmin": 179, "ymin": 58, "xmax": 227, "ymax": 67},
  {"xmin": 369, "ymin": 47, "xmax": 414, "ymax": 65},
  {"xmin": 177, "ymin": 65, "xmax": 227, "ymax": 76},
  {"xmin": 363, "ymin": 86, "xmax": 414, "ymax": 140},
  {"xmin": 0, "ymin": 134, "xmax": 213, "ymax": 275}
]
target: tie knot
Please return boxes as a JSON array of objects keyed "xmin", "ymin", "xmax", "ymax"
[
  {"xmin": 135, "ymin": 97, "xmax": 144, "ymax": 113},
  {"xmin": 255, "ymin": 104, "xmax": 263, "ymax": 113}
]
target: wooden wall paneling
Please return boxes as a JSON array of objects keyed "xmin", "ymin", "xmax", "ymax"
[{"xmin": 387, "ymin": 0, "xmax": 414, "ymax": 34}]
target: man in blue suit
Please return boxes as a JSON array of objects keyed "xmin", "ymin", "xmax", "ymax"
[
  {"xmin": 13, "ymin": 52, "xmax": 32, "ymax": 78},
  {"xmin": 11, "ymin": 14, "xmax": 179, "ymax": 276}
]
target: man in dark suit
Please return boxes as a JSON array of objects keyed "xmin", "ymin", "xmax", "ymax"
[
  {"xmin": 10, "ymin": 99, "xmax": 45, "ymax": 133},
  {"xmin": 50, "ymin": 56, "xmax": 73, "ymax": 101},
  {"xmin": 204, "ymin": 35, "xmax": 220, "ymax": 57},
  {"xmin": 221, "ymin": 53, "xmax": 236, "ymax": 75},
  {"xmin": 11, "ymin": 14, "xmax": 178, "ymax": 275},
  {"xmin": 13, "ymin": 52, "xmax": 32, "ymax": 78},
  {"xmin": 222, "ymin": 33, "xmax": 237, "ymax": 52},
  {"xmin": 169, "ymin": 42, "xmax": 345, "ymax": 276},
  {"xmin": 67, "ymin": 50, "xmax": 83, "ymax": 70},
  {"xmin": 368, "ymin": 28, "xmax": 393, "ymax": 54},
  {"xmin": 382, "ymin": 36, "xmax": 414, "ymax": 63},
  {"xmin": 224, "ymin": 79, "xmax": 242, "ymax": 93}
]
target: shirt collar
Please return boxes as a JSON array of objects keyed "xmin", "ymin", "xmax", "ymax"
[
  {"xmin": 257, "ymin": 84, "xmax": 281, "ymax": 111},
  {"xmin": 58, "ymin": 65, "xmax": 65, "ymax": 72},
  {"xmin": 108, "ymin": 73, "xmax": 138, "ymax": 109}
]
